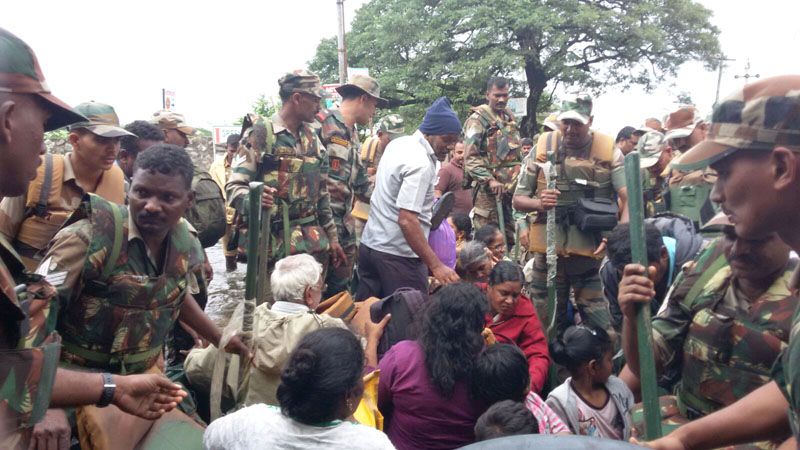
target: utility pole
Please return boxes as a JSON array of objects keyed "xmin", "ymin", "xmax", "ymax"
[
  {"xmin": 713, "ymin": 56, "xmax": 735, "ymax": 108},
  {"xmin": 337, "ymin": 0, "xmax": 348, "ymax": 84},
  {"xmin": 735, "ymin": 59, "xmax": 760, "ymax": 85}
]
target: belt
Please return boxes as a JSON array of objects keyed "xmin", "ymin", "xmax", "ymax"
[{"xmin": 61, "ymin": 340, "xmax": 162, "ymax": 375}]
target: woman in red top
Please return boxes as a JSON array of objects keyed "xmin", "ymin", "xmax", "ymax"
[{"xmin": 478, "ymin": 261, "xmax": 550, "ymax": 393}]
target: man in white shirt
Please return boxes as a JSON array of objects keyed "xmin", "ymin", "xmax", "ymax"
[{"xmin": 356, "ymin": 97, "xmax": 462, "ymax": 300}]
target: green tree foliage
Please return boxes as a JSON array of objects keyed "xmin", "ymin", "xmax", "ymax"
[{"xmin": 309, "ymin": 0, "xmax": 721, "ymax": 135}]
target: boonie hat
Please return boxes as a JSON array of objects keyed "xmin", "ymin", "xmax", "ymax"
[
  {"xmin": 336, "ymin": 74, "xmax": 388, "ymax": 108},
  {"xmin": 542, "ymin": 113, "xmax": 560, "ymax": 131},
  {"xmin": 674, "ymin": 75, "xmax": 800, "ymax": 171},
  {"xmin": 377, "ymin": 114, "xmax": 405, "ymax": 135},
  {"xmin": 557, "ymin": 94, "xmax": 592, "ymax": 125},
  {"xmin": 664, "ymin": 106, "xmax": 703, "ymax": 141},
  {"xmin": 0, "ymin": 27, "xmax": 87, "ymax": 131},
  {"xmin": 69, "ymin": 102, "xmax": 134, "ymax": 138}
]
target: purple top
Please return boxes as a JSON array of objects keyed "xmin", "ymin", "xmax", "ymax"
[
  {"xmin": 378, "ymin": 340, "xmax": 484, "ymax": 450},
  {"xmin": 428, "ymin": 221, "xmax": 457, "ymax": 269}
]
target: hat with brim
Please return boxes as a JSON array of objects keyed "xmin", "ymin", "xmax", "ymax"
[
  {"xmin": 336, "ymin": 74, "xmax": 389, "ymax": 108},
  {"xmin": 664, "ymin": 106, "xmax": 702, "ymax": 141},
  {"xmin": 670, "ymin": 139, "xmax": 740, "ymax": 171},
  {"xmin": 69, "ymin": 101, "xmax": 134, "ymax": 138},
  {"xmin": 0, "ymin": 28, "xmax": 88, "ymax": 131},
  {"xmin": 542, "ymin": 113, "xmax": 560, "ymax": 131}
]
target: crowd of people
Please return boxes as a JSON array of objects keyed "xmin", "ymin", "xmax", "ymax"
[{"xmin": 3, "ymin": 24, "xmax": 800, "ymax": 450}]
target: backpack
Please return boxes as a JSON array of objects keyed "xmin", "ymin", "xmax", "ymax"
[
  {"xmin": 369, "ymin": 288, "xmax": 428, "ymax": 357},
  {"xmin": 185, "ymin": 169, "xmax": 226, "ymax": 248}
]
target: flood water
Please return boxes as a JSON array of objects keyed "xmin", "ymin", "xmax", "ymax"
[{"xmin": 204, "ymin": 242, "xmax": 246, "ymax": 328}]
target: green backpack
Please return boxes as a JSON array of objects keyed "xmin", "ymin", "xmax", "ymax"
[{"xmin": 185, "ymin": 169, "xmax": 226, "ymax": 248}]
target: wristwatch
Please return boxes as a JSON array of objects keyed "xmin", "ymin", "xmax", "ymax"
[{"xmin": 96, "ymin": 372, "xmax": 116, "ymax": 408}]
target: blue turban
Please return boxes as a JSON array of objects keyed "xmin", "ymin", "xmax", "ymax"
[{"xmin": 419, "ymin": 97, "xmax": 461, "ymax": 136}]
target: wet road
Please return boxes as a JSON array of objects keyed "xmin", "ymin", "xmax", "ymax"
[{"xmin": 204, "ymin": 242, "xmax": 246, "ymax": 328}]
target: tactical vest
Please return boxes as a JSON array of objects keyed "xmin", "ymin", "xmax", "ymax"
[
  {"xmin": 470, "ymin": 104, "xmax": 522, "ymax": 187},
  {"xmin": 673, "ymin": 243, "xmax": 796, "ymax": 417},
  {"xmin": 57, "ymin": 195, "xmax": 204, "ymax": 374},
  {"xmin": 528, "ymin": 131, "xmax": 616, "ymax": 258},
  {"xmin": 352, "ymin": 137, "xmax": 382, "ymax": 221},
  {"xmin": 15, "ymin": 153, "xmax": 125, "ymax": 270},
  {"xmin": 260, "ymin": 120, "xmax": 329, "ymax": 260},
  {"xmin": 667, "ymin": 155, "xmax": 718, "ymax": 227},
  {"xmin": 0, "ymin": 239, "xmax": 61, "ymax": 442}
]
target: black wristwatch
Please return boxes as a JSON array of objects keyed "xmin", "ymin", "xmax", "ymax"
[{"xmin": 96, "ymin": 372, "xmax": 116, "ymax": 408}]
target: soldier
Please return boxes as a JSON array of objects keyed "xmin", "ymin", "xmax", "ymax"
[
  {"xmin": 36, "ymin": 144, "xmax": 250, "ymax": 447},
  {"xmin": 118, "ymin": 120, "xmax": 164, "ymax": 192},
  {"xmin": 151, "ymin": 110, "xmax": 195, "ymax": 148},
  {"xmin": 0, "ymin": 101, "xmax": 131, "ymax": 271},
  {"xmin": 633, "ymin": 75, "xmax": 800, "ymax": 450},
  {"xmin": 226, "ymin": 70, "xmax": 346, "ymax": 303},
  {"xmin": 210, "ymin": 133, "xmax": 241, "ymax": 272},
  {"xmin": 619, "ymin": 215, "xmax": 795, "ymax": 446},
  {"xmin": 352, "ymin": 114, "xmax": 405, "ymax": 241},
  {"xmin": 314, "ymin": 75, "xmax": 386, "ymax": 297},
  {"xmin": 464, "ymin": 76, "xmax": 523, "ymax": 246},
  {"xmin": 513, "ymin": 94, "xmax": 628, "ymax": 342},
  {"xmin": 636, "ymin": 130, "xmax": 673, "ymax": 217},
  {"xmin": 663, "ymin": 106, "xmax": 718, "ymax": 229},
  {"xmin": 0, "ymin": 27, "xmax": 186, "ymax": 449}
]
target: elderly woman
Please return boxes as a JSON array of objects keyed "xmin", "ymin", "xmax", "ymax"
[
  {"xmin": 185, "ymin": 254, "xmax": 382, "ymax": 410},
  {"xmin": 456, "ymin": 240, "xmax": 493, "ymax": 283}
]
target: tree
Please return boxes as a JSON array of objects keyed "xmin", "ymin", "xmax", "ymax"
[
  {"xmin": 309, "ymin": 0, "xmax": 721, "ymax": 136},
  {"xmin": 233, "ymin": 95, "xmax": 280, "ymax": 125}
]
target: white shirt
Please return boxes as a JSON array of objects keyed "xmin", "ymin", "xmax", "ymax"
[
  {"xmin": 361, "ymin": 130, "xmax": 438, "ymax": 258},
  {"xmin": 204, "ymin": 404, "xmax": 396, "ymax": 450}
]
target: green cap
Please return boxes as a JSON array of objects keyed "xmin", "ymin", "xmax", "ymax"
[
  {"xmin": 636, "ymin": 130, "xmax": 666, "ymax": 168},
  {"xmin": 0, "ymin": 27, "xmax": 87, "ymax": 131},
  {"xmin": 674, "ymin": 75, "xmax": 800, "ymax": 171},
  {"xmin": 377, "ymin": 114, "xmax": 405, "ymax": 135},
  {"xmin": 557, "ymin": 94, "xmax": 593, "ymax": 125},
  {"xmin": 278, "ymin": 69, "xmax": 326, "ymax": 99},
  {"xmin": 69, "ymin": 102, "xmax": 134, "ymax": 138}
]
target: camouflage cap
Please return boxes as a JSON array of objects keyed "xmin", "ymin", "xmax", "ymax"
[
  {"xmin": 278, "ymin": 69, "xmax": 326, "ymax": 99},
  {"xmin": 0, "ymin": 27, "xmax": 87, "ymax": 131},
  {"xmin": 636, "ymin": 130, "xmax": 666, "ymax": 168},
  {"xmin": 542, "ymin": 113, "xmax": 560, "ymax": 131},
  {"xmin": 557, "ymin": 94, "xmax": 593, "ymax": 125},
  {"xmin": 151, "ymin": 110, "xmax": 195, "ymax": 135},
  {"xmin": 68, "ymin": 101, "xmax": 135, "ymax": 138},
  {"xmin": 674, "ymin": 75, "xmax": 800, "ymax": 171},
  {"xmin": 664, "ymin": 106, "xmax": 703, "ymax": 141},
  {"xmin": 377, "ymin": 114, "xmax": 405, "ymax": 135},
  {"xmin": 336, "ymin": 74, "xmax": 388, "ymax": 108}
]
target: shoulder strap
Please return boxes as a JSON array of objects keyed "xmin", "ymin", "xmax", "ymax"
[
  {"xmin": 26, "ymin": 154, "xmax": 65, "ymax": 216},
  {"xmin": 535, "ymin": 131, "xmax": 562, "ymax": 163},
  {"xmin": 264, "ymin": 119, "xmax": 275, "ymax": 156},
  {"xmin": 36, "ymin": 154, "xmax": 54, "ymax": 215},
  {"xmin": 100, "ymin": 203, "xmax": 124, "ymax": 280},
  {"xmin": 589, "ymin": 131, "xmax": 615, "ymax": 162}
]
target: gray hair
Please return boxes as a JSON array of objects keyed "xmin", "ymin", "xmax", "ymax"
[
  {"xmin": 458, "ymin": 241, "xmax": 491, "ymax": 271},
  {"xmin": 270, "ymin": 254, "xmax": 323, "ymax": 303}
]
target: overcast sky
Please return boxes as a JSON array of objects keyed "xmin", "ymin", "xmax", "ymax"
[{"xmin": 5, "ymin": 0, "xmax": 800, "ymax": 135}]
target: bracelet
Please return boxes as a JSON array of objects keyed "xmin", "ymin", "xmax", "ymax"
[{"xmin": 96, "ymin": 372, "xmax": 116, "ymax": 408}]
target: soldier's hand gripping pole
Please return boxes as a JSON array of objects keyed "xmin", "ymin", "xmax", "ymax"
[{"xmin": 624, "ymin": 151, "xmax": 663, "ymax": 440}]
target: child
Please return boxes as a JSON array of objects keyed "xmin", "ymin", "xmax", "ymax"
[
  {"xmin": 545, "ymin": 326, "xmax": 634, "ymax": 440},
  {"xmin": 471, "ymin": 344, "xmax": 569, "ymax": 434},
  {"xmin": 474, "ymin": 400, "xmax": 538, "ymax": 442}
]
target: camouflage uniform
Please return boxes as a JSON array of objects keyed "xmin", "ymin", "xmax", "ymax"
[
  {"xmin": 38, "ymin": 194, "xmax": 205, "ymax": 375},
  {"xmin": 633, "ymin": 130, "xmax": 670, "ymax": 218},
  {"xmin": 314, "ymin": 109, "xmax": 372, "ymax": 297},
  {"xmin": 464, "ymin": 104, "xmax": 522, "ymax": 244},
  {"xmin": 352, "ymin": 114, "xmax": 405, "ymax": 242},
  {"xmin": 628, "ymin": 239, "xmax": 796, "ymax": 448},
  {"xmin": 226, "ymin": 71, "xmax": 338, "ymax": 289},
  {"xmin": 515, "ymin": 96, "xmax": 623, "ymax": 342}
]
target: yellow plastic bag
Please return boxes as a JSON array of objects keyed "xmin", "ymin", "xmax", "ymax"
[{"xmin": 353, "ymin": 370, "xmax": 384, "ymax": 430}]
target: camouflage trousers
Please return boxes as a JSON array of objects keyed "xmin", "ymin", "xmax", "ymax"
[
  {"xmin": 325, "ymin": 220, "xmax": 357, "ymax": 298},
  {"xmin": 527, "ymin": 253, "xmax": 616, "ymax": 343},
  {"xmin": 472, "ymin": 190, "xmax": 515, "ymax": 247}
]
